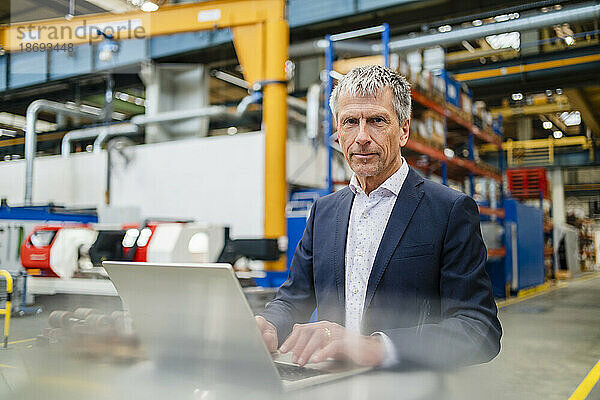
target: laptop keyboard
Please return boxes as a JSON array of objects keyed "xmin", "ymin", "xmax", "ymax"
[{"xmin": 275, "ymin": 362, "xmax": 327, "ymax": 382}]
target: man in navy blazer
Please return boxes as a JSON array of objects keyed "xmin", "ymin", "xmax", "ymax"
[{"xmin": 256, "ymin": 65, "xmax": 501, "ymax": 369}]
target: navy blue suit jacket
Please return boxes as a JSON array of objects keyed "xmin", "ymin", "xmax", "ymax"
[{"xmin": 261, "ymin": 167, "xmax": 502, "ymax": 369}]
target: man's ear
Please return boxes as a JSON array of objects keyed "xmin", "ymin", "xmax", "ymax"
[{"xmin": 399, "ymin": 119, "xmax": 410, "ymax": 146}]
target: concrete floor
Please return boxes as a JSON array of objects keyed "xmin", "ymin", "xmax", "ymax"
[
  {"xmin": 447, "ymin": 273, "xmax": 600, "ymax": 399},
  {"xmin": 2, "ymin": 274, "xmax": 600, "ymax": 399}
]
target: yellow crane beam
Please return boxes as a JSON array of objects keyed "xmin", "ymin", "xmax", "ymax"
[
  {"xmin": 490, "ymin": 102, "xmax": 572, "ymax": 118},
  {"xmin": 564, "ymin": 88, "xmax": 600, "ymax": 136},
  {"xmin": 479, "ymin": 135, "xmax": 592, "ymax": 153},
  {"xmin": 0, "ymin": 0, "xmax": 289, "ymax": 271},
  {"xmin": 454, "ymin": 53, "xmax": 600, "ymax": 81}
]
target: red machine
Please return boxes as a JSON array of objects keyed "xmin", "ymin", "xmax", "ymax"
[{"xmin": 21, "ymin": 224, "xmax": 97, "ymax": 278}]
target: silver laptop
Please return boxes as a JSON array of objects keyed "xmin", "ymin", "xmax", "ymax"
[{"xmin": 103, "ymin": 261, "xmax": 371, "ymax": 393}]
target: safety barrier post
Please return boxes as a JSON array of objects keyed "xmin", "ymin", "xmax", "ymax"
[{"xmin": 0, "ymin": 270, "xmax": 13, "ymax": 348}]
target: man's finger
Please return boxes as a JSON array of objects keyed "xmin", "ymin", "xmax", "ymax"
[
  {"xmin": 255, "ymin": 316, "xmax": 269, "ymax": 332},
  {"xmin": 310, "ymin": 340, "xmax": 344, "ymax": 363},
  {"xmin": 297, "ymin": 329, "xmax": 328, "ymax": 366},
  {"xmin": 262, "ymin": 331, "xmax": 277, "ymax": 352},
  {"xmin": 289, "ymin": 328, "xmax": 313, "ymax": 363},
  {"xmin": 280, "ymin": 324, "xmax": 303, "ymax": 353}
]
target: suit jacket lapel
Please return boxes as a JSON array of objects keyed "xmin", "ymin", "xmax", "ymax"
[
  {"xmin": 363, "ymin": 167, "xmax": 425, "ymax": 314},
  {"xmin": 333, "ymin": 188, "xmax": 354, "ymax": 308}
]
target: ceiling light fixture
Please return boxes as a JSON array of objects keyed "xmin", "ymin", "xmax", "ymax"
[
  {"xmin": 511, "ymin": 93, "xmax": 523, "ymax": 101},
  {"xmin": 0, "ymin": 129, "xmax": 17, "ymax": 137},
  {"xmin": 560, "ymin": 111, "xmax": 581, "ymax": 126},
  {"xmin": 553, "ymin": 130, "xmax": 563, "ymax": 139},
  {"xmin": 542, "ymin": 121, "xmax": 553, "ymax": 130},
  {"xmin": 141, "ymin": 1, "xmax": 159, "ymax": 12}
]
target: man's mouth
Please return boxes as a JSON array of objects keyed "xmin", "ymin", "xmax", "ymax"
[{"xmin": 352, "ymin": 153, "xmax": 378, "ymax": 159}]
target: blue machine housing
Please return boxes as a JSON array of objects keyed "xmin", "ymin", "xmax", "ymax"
[
  {"xmin": 255, "ymin": 189, "xmax": 326, "ymax": 288},
  {"xmin": 485, "ymin": 198, "xmax": 545, "ymax": 297},
  {"xmin": 0, "ymin": 204, "xmax": 98, "ymax": 223}
]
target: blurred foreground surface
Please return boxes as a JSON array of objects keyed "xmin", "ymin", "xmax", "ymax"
[{"xmin": 1, "ymin": 274, "xmax": 600, "ymax": 399}]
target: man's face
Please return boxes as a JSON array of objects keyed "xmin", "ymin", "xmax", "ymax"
[{"xmin": 336, "ymin": 88, "xmax": 410, "ymax": 179}]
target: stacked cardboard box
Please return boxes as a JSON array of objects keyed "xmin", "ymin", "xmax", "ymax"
[
  {"xmin": 431, "ymin": 74, "xmax": 446, "ymax": 103},
  {"xmin": 422, "ymin": 110, "xmax": 445, "ymax": 149},
  {"xmin": 460, "ymin": 92, "xmax": 473, "ymax": 122},
  {"xmin": 473, "ymin": 101, "xmax": 493, "ymax": 130}
]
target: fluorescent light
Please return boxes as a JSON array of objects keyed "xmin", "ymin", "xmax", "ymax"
[
  {"xmin": 564, "ymin": 36, "xmax": 575, "ymax": 46},
  {"xmin": 560, "ymin": 111, "xmax": 581, "ymax": 126},
  {"xmin": 556, "ymin": 88, "xmax": 563, "ymax": 95},
  {"xmin": 0, "ymin": 112, "xmax": 56, "ymax": 132},
  {"xmin": 141, "ymin": 1, "xmax": 159, "ymax": 12},
  {"xmin": 438, "ymin": 25, "xmax": 452, "ymax": 33},
  {"xmin": 553, "ymin": 130, "xmax": 563, "ymax": 139},
  {"xmin": 511, "ymin": 93, "xmax": 523, "ymax": 101},
  {"xmin": 543, "ymin": 121, "xmax": 553, "ymax": 130},
  {"xmin": 0, "ymin": 129, "xmax": 17, "ymax": 137},
  {"xmin": 444, "ymin": 148, "xmax": 455, "ymax": 158},
  {"xmin": 486, "ymin": 31, "xmax": 520, "ymax": 50},
  {"xmin": 472, "ymin": 20, "xmax": 483, "ymax": 27}
]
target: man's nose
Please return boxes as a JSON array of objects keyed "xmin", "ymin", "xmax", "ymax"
[{"xmin": 355, "ymin": 119, "xmax": 370, "ymax": 145}]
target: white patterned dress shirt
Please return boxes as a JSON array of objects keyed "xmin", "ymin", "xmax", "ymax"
[{"xmin": 345, "ymin": 158, "xmax": 409, "ymax": 366}]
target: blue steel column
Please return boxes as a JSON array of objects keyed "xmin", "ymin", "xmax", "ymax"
[
  {"xmin": 442, "ymin": 116, "xmax": 448, "ymax": 186},
  {"xmin": 324, "ymin": 35, "xmax": 334, "ymax": 193},
  {"xmin": 468, "ymin": 132, "xmax": 475, "ymax": 196},
  {"xmin": 497, "ymin": 114, "xmax": 505, "ymax": 204},
  {"xmin": 381, "ymin": 23, "xmax": 390, "ymax": 67}
]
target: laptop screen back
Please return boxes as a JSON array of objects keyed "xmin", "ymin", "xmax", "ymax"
[{"xmin": 103, "ymin": 262, "xmax": 282, "ymax": 392}]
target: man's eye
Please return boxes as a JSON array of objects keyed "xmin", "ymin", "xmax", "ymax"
[
  {"xmin": 344, "ymin": 118, "xmax": 358, "ymax": 125},
  {"xmin": 372, "ymin": 117, "xmax": 385, "ymax": 123}
]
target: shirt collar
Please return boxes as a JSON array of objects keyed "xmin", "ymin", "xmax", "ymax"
[{"xmin": 349, "ymin": 157, "xmax": 409, "ymax": 197}]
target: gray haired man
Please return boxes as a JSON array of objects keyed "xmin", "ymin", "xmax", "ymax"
[{"xmin": 256, "ymin": 65, "xmax": 501, "ymax": 369}]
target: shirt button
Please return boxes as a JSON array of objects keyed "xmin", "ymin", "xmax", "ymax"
[
  {"xmin": 357, "ymin": 250, "xmax": 363, "ymax": 257},
  {"xmin": 362, "ymin": 212, "xmax": 369, "ymax": 218},
  {"xmin": 352, "ymin": 288, "xmax": 358, "ymax": 294}
]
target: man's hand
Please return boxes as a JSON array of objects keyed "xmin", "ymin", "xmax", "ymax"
[
  {"xmin": 311, "ymin": 334, "xmax": 385, "ymax": 367},
  {"xmin": 279, "ymin": 321, "xmax": 385, "ymax": 367},
  {"xmin": 255, "ymin": 316, "xmax": 278, "ymax": 352}
]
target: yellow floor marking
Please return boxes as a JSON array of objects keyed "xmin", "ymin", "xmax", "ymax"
[
  {"xmin": 0, "ymin": 364, "xmax": 17, "ymax": 369},
  {"xmin": 7, "ymin": 338, "xmax": 37, "ymax": 345},
  {"xmin": 516, "ymin": 282, "xmax": 550, "ymax": 298},
  {"xmin": 497, "ymin": 272, "xmax": 600, "ymax": 309},
  {"xmin": 568, "ymin": 359, "xmax": 600, "ymax": 400}
]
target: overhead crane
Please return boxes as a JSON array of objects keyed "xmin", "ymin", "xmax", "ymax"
[{"xmin": 0, "ymin": 0, "xmax": 289, "ymax": 271}]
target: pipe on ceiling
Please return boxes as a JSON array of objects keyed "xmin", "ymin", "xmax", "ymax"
[
  {"xmin": 289, "ymin": 40, "xmax": 374, "ymax": 58},
  {"xmin": 93, "ymin": 123, "xmax": 139, "ymax": 152},
  {"xmin": 287, "ymin": 3, "xmax": 600, "ymax": 58},
  {"xmin": 382, "ymin": 2, "xmax": 600, "ymax": 52},
  {"xmin": 130, "ymin": 106, "xmax": 231, "ymax": 125},
  {"xmin": 61, "ymin": 123, "xmax": 139, "ymax": 157}
]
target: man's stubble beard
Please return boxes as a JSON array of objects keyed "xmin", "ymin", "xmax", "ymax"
[{"xmin": 350, "ymin": 156, "xmax": 384, "ymax": 178}]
